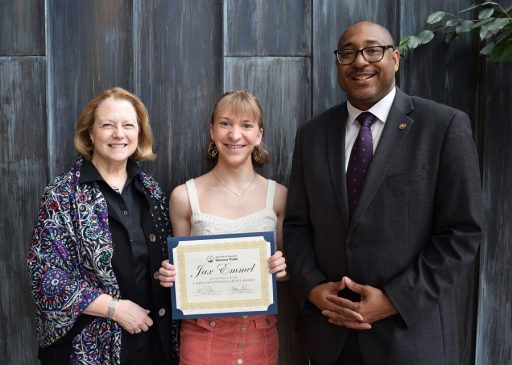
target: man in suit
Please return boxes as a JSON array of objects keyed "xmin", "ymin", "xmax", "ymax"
[{"xmin": 283, "ymin": 20, "xmax": 482, "ymax": 365}]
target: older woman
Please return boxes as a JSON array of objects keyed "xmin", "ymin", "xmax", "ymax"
[{"xmin": 27, "ymin": 87, "xmax": 178, "ymax": 365}]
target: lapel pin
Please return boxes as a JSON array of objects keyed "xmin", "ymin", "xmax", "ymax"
[{"xmin": 399, "ymin": 122, "xmax": 407, "ymax": 130}]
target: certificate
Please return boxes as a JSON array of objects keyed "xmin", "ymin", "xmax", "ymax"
[{"xmin": 167, "ymin": 231, "xmax": 277, "ymax": 319}]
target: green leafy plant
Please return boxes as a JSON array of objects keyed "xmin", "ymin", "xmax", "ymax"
[{"xmin": 399, "ymin": 2, "xmax": 512, "ymax": 63}]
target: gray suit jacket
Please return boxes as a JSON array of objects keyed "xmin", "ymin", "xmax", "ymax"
[{"xmin": 283, "ymin": 88, "xmax": 482, "ymax": 365}]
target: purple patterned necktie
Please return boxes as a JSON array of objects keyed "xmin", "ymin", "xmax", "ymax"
[{"xmin": 346, "ymin": 111, "xmax": 376, "ymax": 216}]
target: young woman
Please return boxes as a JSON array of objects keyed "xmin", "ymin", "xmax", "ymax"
[{"xmin": 159, "ymin": 90, "xmax": 287, "ymax": 365}]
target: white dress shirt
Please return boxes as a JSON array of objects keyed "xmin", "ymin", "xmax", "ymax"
[{"xmin": 344, "ymin": 87, "xmax": 397, "ymax": 171}]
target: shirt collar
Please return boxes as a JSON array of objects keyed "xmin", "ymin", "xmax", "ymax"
[
  {"xmin": 347, "ymin": 86, "xmax": 396, "ymax": 125},
  {"xmin": 79, "ymin": 158, "xmax": 142, "ymax": 185}
]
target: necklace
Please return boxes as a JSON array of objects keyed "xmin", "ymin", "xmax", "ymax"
[
  {"xmin": 212, "ymin": 171, "xmax": 257, "ymax": 197},
  {"xmin": 109, "ymin": 184, "xmax": 122, "ymax": 194},
  {"xmin": 105, "ymin": 174, "xmax": 127, "ymax": 194}
]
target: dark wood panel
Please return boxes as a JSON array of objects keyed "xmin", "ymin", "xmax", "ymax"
[
  {"xmin": 400, "ymin": 2, "xmax": 481, "ymax": 364},
  {"xmin": 0, "ymin": 57, "xmax": 47, "ymax": 364},
  {"xmin": 399, "ymin": 0, "xmax": 480, "ymax": 127},
  {"xmin": 224, "ymin": 0, "xmax": 311, "ymax": 56},
  {"xmin": 476, "ymin": 60, "xmax": 512, "ymax": 365},
  {"xmin": 0, "ymin": 0, "xmax": 44, "ymax": 56},
  {"xmin": 137, "ymin": 0, "xmax": 223, "ymax": 194},
  {"xmin": 46, "ymin": 0, "xmax": 133, "ymax": 178},
  {"xmin": 224, "ymin": 56, "xmax": 311, "ymax": 365},
  {"xmin": 224, "ymin": 56, "xmax": 312, "ymax": 186},
  {"xmin": 312, "ymin": 0, "xmax": 399, "ymax": 115}
]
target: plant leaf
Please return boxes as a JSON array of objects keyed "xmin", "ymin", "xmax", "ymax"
[
  {"xmin": 460, "ymin": 1, "xmax": 500, "ymax": 13},
  {"xmin": 446, "ymin": 19, "xmax": 461, "ymax": 27},
  {"xmin": 399, "ymin": 36, "xmax": 410, "ymax": 46},
  {"xmin": 427, "ymin": 11, "xmax": 446, "ymax": 24},
  {"xmin": 398, "ymin": 44, "xmax": 409, "ymax": 56},
  {"xmin": 486, "ymin": 18, "xmax": 510, "ymax": 31},
  {"xmin": 479, "ymin": 6, "xmax": 495, "ymax": 19},
  {"xmin": 479, "ymin": 1, "xmax": 501, "ymax": 7},
  {"xmin": 471, "ymin": 18, "xmax": 494, "ymax": 30},
  {"xmin": 416, "ymin": 30, "xmax": 435, "ymax": 44},
  {"xmin": 407, "ymin": 36, "xmax": 421, "ymax": 49},
  {"xmin": 459, "ymin": 4, "xmax": 482, "ymax": 13},
  {"xmin": 480, "ymin": 42, "xmax": 495, "ymax": 54},
  {"xmin": 445, "ymin": 32, "xmax": 459, "ymax": 43},
  {"xmin": 489, "ymin": 38, "xmax": 512, "ymax": 62},
  {"xmin": 456, "ymin": 20, "xmax": 475, "ymax": 33},
  {"xmin": 494, "ymin": 24, "xmax": 512, "ymax": 43},
  {"xmin": 480, "ymin": 25, "xmax": 490, "ymax": 40},
  {"xmin": 398, "ymin": 36, "xmax": 414, "ymax": 56}
]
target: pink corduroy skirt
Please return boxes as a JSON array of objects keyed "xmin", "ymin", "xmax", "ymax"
[{"xmin": 179, "ymin": 315, "xmax": 278, "ymax": 365}]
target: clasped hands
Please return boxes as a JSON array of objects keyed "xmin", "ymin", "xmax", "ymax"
[
  {"xmin": 158, "ymin": 250, "xmax": 287, "ymax": 287},
  {"xmin": 308, "ymin": 276, "xmax": 397, "ymax": 330}
]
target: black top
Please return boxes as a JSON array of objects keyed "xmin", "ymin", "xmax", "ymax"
[
  {"xmin": 81, "ymin": 159, "xmax": 152, "ymax": 310},
  {"xmin": 80, "ymin": 159, "xmax": 161, "ymax": 362}
]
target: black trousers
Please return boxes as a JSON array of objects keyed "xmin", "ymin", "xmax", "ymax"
[{"xmin": 310, "ymin": 330, "xmax": 365, "ymax": 365}]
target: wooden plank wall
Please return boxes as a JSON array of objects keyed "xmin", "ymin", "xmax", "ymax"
[
  {"xmin": 476, "ymin": 59, "xmax": 512, "ymax": 364},
  {"xmin": 1, "ymin": 0, "xmax": 510, "ymax": 364},
  {"xmin": 0, "ymin": 0, "xmax": 44, "ymax": 56},
  {"xmin": 136, "ymin": 0, "xmax": 223, "ymax": 191},
  {"xmin": 0, "ymin": 0, "xmax": 46, "ymax": 363},
  {"xmin": 0, "ymin": 58, "xmax": 46, "ymax": 364},
  {"xmin": 400, "ymin": 2, "xmax": 482, "ymax": 363},
  {"xmin": 46, "ymin": 0, "xmax": 134, "ymax": 177}
]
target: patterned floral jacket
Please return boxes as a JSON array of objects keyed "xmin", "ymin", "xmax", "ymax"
[{"xmin": 27, "ymin": 158, "xmax": 177, "ymax": 364}]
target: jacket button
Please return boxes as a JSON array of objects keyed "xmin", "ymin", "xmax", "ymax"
[
  {"xmin": 149, "ymin": 233, "xmax": 157, "ymax": 242},
  {"xmin": 242, "ymin": 315, "xmax": 248, "ymax": 319},
  {"xmin": 158, "ymin": 308, "xmax": 166, "ymax": 316},
  {"xmin": 240, "ymin": 327, "xmax": 247, "ymax": 332},
  {"xmin": 236, "ymin": 359, "xmax": 243, "ymax": 364},
  {"xmin": 209, "ymin": 321, "xmax": 216, "ymax": 327}
]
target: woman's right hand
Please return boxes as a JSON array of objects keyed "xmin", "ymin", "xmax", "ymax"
[
  {"xmin": 158, "ymin": 259, "xmax": 177, "ymax": 287},
  {"xmin": 113, "ymin": 299, "xmax": 153, "ymax": 334}
]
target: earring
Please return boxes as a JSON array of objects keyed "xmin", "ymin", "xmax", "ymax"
[
  {"xmin": 208, "ymin": 141, "xmax": 218, "ymax": 158},
  {"xmin": 252, "ymin": 145, "xmax": 262, "ymax": 163}
]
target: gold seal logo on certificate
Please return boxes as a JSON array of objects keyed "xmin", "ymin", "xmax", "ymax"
[{"xmin": 168, "ymin": 231, "xmax": 277, "ymax": 319}]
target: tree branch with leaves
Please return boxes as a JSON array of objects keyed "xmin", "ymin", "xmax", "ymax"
[{"xmin": 399, "ymin": 2, "xmax": 512, "ymax": 63}]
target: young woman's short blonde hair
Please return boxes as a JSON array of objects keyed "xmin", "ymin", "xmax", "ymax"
[
  {"xmin": 208, "ymin": 90, "xmax": 270, "ymax": 166},
  {"xmin": 74, "ymin": 87, "xmax": 156, "ymax": 161}
]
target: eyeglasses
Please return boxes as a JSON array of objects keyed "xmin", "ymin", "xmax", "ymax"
[{"xmin": 334, "ymin": 45, "xmax": 394, "ymax": 65}]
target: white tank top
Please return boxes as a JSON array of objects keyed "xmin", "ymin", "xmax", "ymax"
[{"xmin": 185, "ymin": 178, "xmax": 278, "ymax": 236}]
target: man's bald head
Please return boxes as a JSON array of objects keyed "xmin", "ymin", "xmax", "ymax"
[{"xmin": 338, "ymin": 21, "xmax": 395, "ymax": 49}]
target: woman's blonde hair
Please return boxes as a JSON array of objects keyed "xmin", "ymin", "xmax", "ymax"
[
  {"xmin": 208, "ymin": 90, "xmax": 270, "ymax": 166},
  {"xmin": 74, "ymin": 87, "xmax": 156, "ymax": 161}
]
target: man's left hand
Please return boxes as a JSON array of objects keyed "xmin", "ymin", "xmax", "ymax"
[{"xmin": 323, "ymin": 276, "xmax": 398, "ymax": 326}]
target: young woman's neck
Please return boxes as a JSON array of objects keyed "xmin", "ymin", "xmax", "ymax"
[{"xmin": 211, "ymin": 161, "xmax": 256, "ymax": 182}]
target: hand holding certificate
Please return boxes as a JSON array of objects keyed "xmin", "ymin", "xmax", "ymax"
[{"xmin": 167, "ymin": 231, "xmax": 278, "ymax": 319}]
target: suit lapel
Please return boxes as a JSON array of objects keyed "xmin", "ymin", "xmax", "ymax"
[
  {"xmin": 349, "ymin": 89, "xmax": 415, "ymax": 231},
  {"xmin": 325, "ymin": 104, "xmax": 350, "ymax": 229}
]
